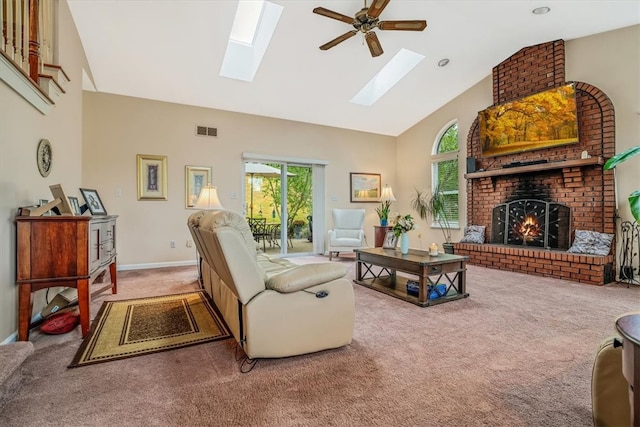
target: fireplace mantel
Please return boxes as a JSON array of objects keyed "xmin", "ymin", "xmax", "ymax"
[{"xmin": 464, "ymin": 157, "xmax": 604, "ymax": 180}]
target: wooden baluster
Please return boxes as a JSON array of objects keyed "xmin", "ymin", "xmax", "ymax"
[
  {"xmin": 0, "ymin": 0, "xmax": 5, "ymax": 53},
  {"xmin": 39, "ymin": 0, "xmax": 51, "ymax": 65},
  {"xmin": 6, "ymin": 0, "xmax": 13, "ymax": 58},
  {"xmin": 21, "ymin": 0, "xmax": 28, "ymax": 71},
  {"xmin": 28, "ymin": 0, "xmax": 38, "ymax": 82}
]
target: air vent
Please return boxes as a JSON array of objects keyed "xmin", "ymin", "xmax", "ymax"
[{"xmin": 196, "ymin": 125, "xmax": 217, "ymax": 137}]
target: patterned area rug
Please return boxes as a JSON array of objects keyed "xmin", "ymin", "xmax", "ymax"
[{"xmin": 69, "ymin": 291, "xmax": 230, "ymax": 367}]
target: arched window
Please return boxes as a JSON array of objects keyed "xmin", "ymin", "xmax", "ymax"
[{"xmin": 431, "ymin": 121, "xmax": 459, "ymax": 228}]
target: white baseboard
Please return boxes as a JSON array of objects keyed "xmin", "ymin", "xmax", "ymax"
[
  {"xmin": 117, "ymin": 260, "xmax": 197, "ymax": 271},
  {"xmin": 1, "ymin": 313, "xmax": 43, "ymax": 345}
]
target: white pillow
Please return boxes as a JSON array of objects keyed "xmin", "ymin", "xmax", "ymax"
[
  {"xmin": 567, "ymin": 230, "xmax": 613, "ymax": 256},
  {"xmin": 460, "ymin": 225, "xmax": 486, "ymax": 244}
]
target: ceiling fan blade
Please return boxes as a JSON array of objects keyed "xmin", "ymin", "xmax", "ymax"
[
  {"xmin": 319, "ymin": 30, "xmax": 358, "ymax": 51},
  {"xmin": 313, "ymin": 7, "xmax": 354, "ymax": 24},
  {"xmin": 367, "ymin": 0, "xmax": 391, "ymax": 19},
  {"xmin": 365, "ymin": 31, "xmax": 384, "ymax": 57},
  {"xmin": 378, "ymin": 20, "xmax": 427, "ymax": 31}
]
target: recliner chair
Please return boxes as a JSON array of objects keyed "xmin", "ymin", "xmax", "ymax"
[
  {"xmin": 189, "ymin": 210, "xmax": 355, "ymax": 360},
  {"xmin": 327, "ymin": 208, "xmax": 366, "ymax": 260}
]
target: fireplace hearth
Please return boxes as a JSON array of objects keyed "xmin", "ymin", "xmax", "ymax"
[
  {"xmin": 456, "ymin": 39, "xmax": 616, "ymax": 285},
  {"xmin": 491, "ymin": 199, "xmax": 570, "ymax": 249}
]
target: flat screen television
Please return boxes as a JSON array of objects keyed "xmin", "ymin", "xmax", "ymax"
[{"xmin": 478, "ymin": 83, "xmax": 579, "ymax": 158}]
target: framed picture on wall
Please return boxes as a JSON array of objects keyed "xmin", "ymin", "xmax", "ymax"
[
  {"xmin": 185, "ymin": 165, "xmax": 212, "ymax": 208},
  {"xmin": 137, "ymin": 154, "xmax": 168, "ymax": 200},
  {"xmin": 350, "ymin": 172, "xmax": 381, "ymax": 203}
]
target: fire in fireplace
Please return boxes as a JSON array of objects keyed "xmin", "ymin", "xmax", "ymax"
[{"xmin": 491, "ymin": 199, "xmax": 570, "ymax": 249}]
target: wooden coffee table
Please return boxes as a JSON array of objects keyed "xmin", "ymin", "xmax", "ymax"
[{"xmin": 354, "ymin": 247, "xmax": 469, "ymax": 307}]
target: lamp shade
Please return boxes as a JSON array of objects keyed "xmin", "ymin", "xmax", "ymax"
[
  {"xmin": 380, "ymin": 185, "xmax": 396, "ymax": 202},
  {"xmin": 194, "ymin": 184, "xmax": 224, "ymax": 210}
]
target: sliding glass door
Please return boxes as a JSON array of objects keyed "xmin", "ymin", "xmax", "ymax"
[{"xmin": 244, "ymin": 161, "xmax": 313, "ymax": 256}]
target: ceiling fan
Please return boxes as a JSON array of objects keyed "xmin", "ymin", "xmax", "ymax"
[{"xmin": 313, "ymin": 0, "xmax": 427, "ymax": 57}]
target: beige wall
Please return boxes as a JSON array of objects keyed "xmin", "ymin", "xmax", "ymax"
[
  {"xmin": 82, "ymin": 93, "xmax": 396, "ymax": 267},
  {"xmin": 566, "ymin": 25, "xmax": 640, "ymax": 222},
  {"xmin": 397, "ymin": 24, "xmax": 640, "ymax": 248},
  {"xmin": 0, "ymin": 0, "xmax": 90, "ymax": 340}
]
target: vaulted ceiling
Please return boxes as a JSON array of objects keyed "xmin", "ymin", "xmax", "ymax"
[{"xmin": 68, "ymin": 1, "xmax": 640, "ymax": 136}]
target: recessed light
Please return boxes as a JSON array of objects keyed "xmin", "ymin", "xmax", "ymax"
[
  {"xmin": 532, "ymin": 6, "xmax": 550, "ymax": 15},
  {"xmin": 437, "ymin": 58, "xmax": 449, "ymax": 67}
]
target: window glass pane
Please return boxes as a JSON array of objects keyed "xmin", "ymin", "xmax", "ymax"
[
  {"xmin": 437, "ymin": 123, "xmax": 458, "ymax": 153},
  {"xmin": 432, "ymin": 122, "xmax": 459, "ymax": 224},
  {"xmin": 437, "ymin": 159, "xmax": 458, "ymax": 192}
]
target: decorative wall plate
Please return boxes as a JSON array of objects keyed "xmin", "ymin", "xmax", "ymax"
[{"xmin": 37, "ymin": 139, "xmax": 52, "ymax": 177}]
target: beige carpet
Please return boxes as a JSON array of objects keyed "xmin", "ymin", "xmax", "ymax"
[
  {"xmin": 0, "ymin": 260, "xmax": 638, "ymax": 426},
  {"xmin": 69, "ymin": 291, "xmax": 230, "ymax": 367}
]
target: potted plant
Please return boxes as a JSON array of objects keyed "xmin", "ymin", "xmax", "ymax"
[
  {"xmin": 410, "ymin": 186, "xmax": 454, "ymax": 253},
  {"xmin": 604, "ymin": 145, "xmax": 640, "ymax": 222},
  {"xmin": 292, "ymin": 219, "xmax": 306, "ymax": 239},
  {"xmin": 375, "ymin": 200, "xmax": 392, "ymax": 226},
  {"xmin": 604, "ymin": 145, "xmax": 640, "ymax": 281}
]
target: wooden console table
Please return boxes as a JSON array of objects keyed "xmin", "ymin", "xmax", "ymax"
[
  {"xmin": 354, "ymin": 247, "xmax": 469, "ymax": 307},
  {"xmin": 16, "ymin": 215, "xmax": 118, "ymax": 340},
  {"xmin": 616, "ymin": 313, "xmax": 640, "ymax": 426}
]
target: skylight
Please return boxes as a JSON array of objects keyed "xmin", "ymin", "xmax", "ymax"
[
  {"xmin": 220, "ymin": 1, "xmax": 283, "ymax": 82},
  {"xmin": 351, "ymin": 48, "xmax": 425, "ymax": 106}
]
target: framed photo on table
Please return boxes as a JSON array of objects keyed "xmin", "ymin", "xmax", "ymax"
[
  {"xmin": 350, "ymin": 173, "xmax": 381, "ymax": 203},
  {"xmin": 382, "ymin": 231, "xmax": 398, "ymax": 249},
  {"xmin": 49, "ymin": 184, "xmax": 74, "ymax": 216},
  {"xmin": 137, "ymin": 154, "xmax": 168, "ymax": 200},
  {"xmin": 80, "ymin": 188, "xmax": 107, "ymax": 215},
  {"xmin": 68, "ymin": 196, "xmax": 82, "ymax": 215},
  {"xmin": 185, "ymin": 165, "xmax": 212, "ymax": 208}
]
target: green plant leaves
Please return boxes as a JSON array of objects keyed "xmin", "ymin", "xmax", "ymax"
[
  {"xmin": 604, "ymin": 145, "xmax": 640, "ymax": 222},
  {"xmin": 604, "ymin": 145, "xmax": 640, "ymax": 169}
]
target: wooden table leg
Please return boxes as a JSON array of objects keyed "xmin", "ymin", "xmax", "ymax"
[
  {"xmin": 18, "ymin": 283, "xmax": 32, "ymax": 341},
  {"xmin": 77, "ymin": 278, "xmax": 90, "ymax": 337},
  {"xmin": 109, "ymin": 258, "xmax": 118, "ymax": 294}
]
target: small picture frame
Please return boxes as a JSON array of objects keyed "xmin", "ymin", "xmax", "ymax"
[
  {"xmin": 350, "ymin": 172, "xmax": 381, "ymax": 203},
  {"xmin": 80, "ymin": 188, "xmax": 107, "ymax": 215},
  {"xmin": 49, "ymin": 184, "xmax": 74, "ymax": 216},
  {"xmin": 137, "ymin": 154, "xmax": 168, "ymax": 200},
  {"xmin": 382, "ymin": 231, "xmax": 397, "ymax": 249},
  {"xmin": 39, "ymin": 199, "xmax": 52, "ymax": 216},
  {"xmin": 68, "ymin": 196, "xmax": 82, "ymax": 215},
  {"xmin": 185, "ymin": 165, "xmax": 212, "ymax": 208}
]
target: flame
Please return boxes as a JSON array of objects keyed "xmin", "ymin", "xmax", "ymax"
[{"xmin": 515, "ymin": 215, "xmax": 542, "ymax": 242}]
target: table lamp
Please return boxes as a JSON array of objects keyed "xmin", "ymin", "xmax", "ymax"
[{"xmin": 194, "ymin": 184, "xmax": 224, "ymax": 210}]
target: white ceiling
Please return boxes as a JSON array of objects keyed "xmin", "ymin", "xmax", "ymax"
[{"xmin": 67, "ymin": 0, "xmax": 640, "ymax": 137}]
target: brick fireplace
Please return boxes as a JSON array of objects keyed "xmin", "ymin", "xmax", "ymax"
[{"xmin": 453, "ymin": 40, "xmax": 616, "ymax": 285}]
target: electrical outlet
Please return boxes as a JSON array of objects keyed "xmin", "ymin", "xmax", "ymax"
[
  {"xmin": 170, "ymin": 240, "xmax": 176, "ymax": 248},
  {"xmin": 186, "ymin": 240, "xmax": 193, "ymax": 248}
]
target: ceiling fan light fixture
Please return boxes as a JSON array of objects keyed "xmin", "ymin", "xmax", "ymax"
[
  {"xmin": 313, "ymin": 0, "xmax": 426, "ymax": 57},
  {"xmin": 532, "ymin": 6, "xmax": 551, "ymax": 15}
]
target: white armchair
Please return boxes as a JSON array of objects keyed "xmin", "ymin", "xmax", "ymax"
[{"xmin": 327, "ymin": 208, "xmax": 366, "ymax": 260}]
